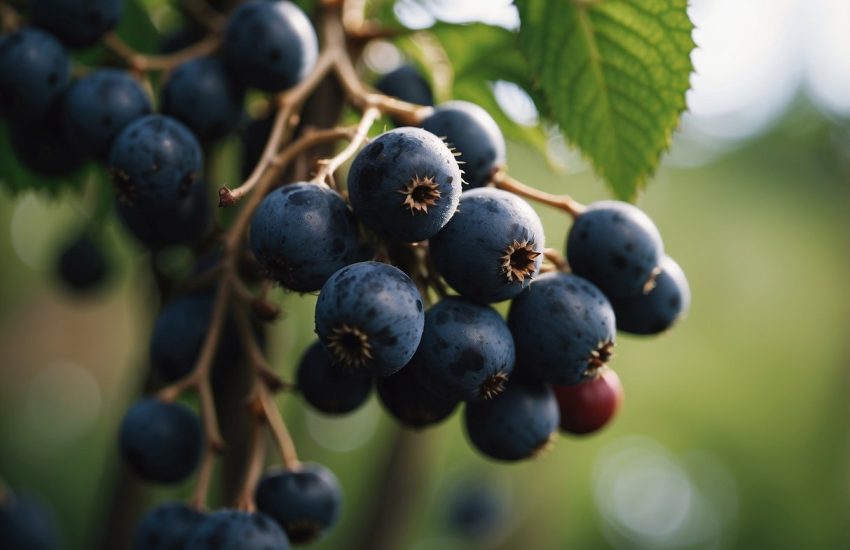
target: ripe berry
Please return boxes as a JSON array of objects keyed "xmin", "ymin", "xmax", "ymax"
[
  {"xmin": 249, "ymin": 183, "xmax": 361, "ymax": 292},
  {"xmin": 375, "ymin": 64, "xmax": 433, "ymax": 124},
  {"xmin": 161, "ymin": 57, "xmax": 245, "ymax": 144},
  {"xmin": 30, "ymin": 0, "xmax": 122, "ymax": 47},
  {"xmin": 255, "ymin": 463, "xmax": 342, "ymax": 544},
  {"xmin": 566, "ymin": 200, "xmax": 664, "ymax": 299},
  {"xmin": 0, "ymin": 27, "xmax": 70, "ymax": 120},
  {"xmin": 421, "ymin": 101, "xmax": 506, "ymax": 188},
  {"xmin": 413, "ymin": 297, "xmax": 515, "ymax": 401},
  {"xmin": 118, "ymin": 398, "xmax": 203, "ymax": 484},
  {"xmin": 612, "ymin": 255, "xmax": 691, "ymax": 335},
  {"xmin": 376, "ymin": 360, "xmax": 459, "ymax": 428},
  {"xmin": 134, "ymin": 502, "xmax": 204, "ymax": 550},
  {"xmin": 554, "ymin": 366, "xmax": 623, "ymax": 435},
  {"xmin": 296, "ymin": 341, "xmax": 373, "ymax": 415},
  {"xmin": 464, "ymin": 379, "xmax": 559, "ymax": 462},
  {"xmin": 9, "ymin": 102, "xmax": 82, "ymax": 177},
  {"xmin": 315, "ymin": 261, "xmax": 424, "ymax": 377},
  {"xmin": 56, "ymin": 233, "xmax": 109, "ymax": 293},
  {"xmin": 62, "ymin": 69, "xmax": 152, "ymax": 159},
  {"xmin": 108, "ymin": 114, "xmax": 203, "ymax": 209},
  {"xmin": 347, "ymin": 127, "xmax": 462, "ymax": 243},
  {"xmin": 184, "ymin": 510, "xmax": 290, "ymax": 550},
  {"xmin": 508, "ymin": 272, "xmax": 616, "ymax": 385},
  {"xmin": 0, "ymin": 492, "xmax": 61, "ymax": 550},
  {"xmin": 430, "ymin": 187, "xmax": 545, "ymax": 303},
  {"xmin": 222, "ymin": 0, "xmax": 318, "ymax": 92}
]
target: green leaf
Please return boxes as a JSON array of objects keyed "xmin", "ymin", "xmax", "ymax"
[{"xmin": 517, "ymin": 0, "xmax": 695, "ymax": 200}]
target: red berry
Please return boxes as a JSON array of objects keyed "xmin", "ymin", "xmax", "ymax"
[{"xmin": 554, "ymin": 367, "xmax": 623, "ymax": 435}]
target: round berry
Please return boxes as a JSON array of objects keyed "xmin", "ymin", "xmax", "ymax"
[
  {"xmin": 375, "ymin": 64, "xmax": 433, "ymax": 107},
  {"xmin": 315, "ymin": 262, "xmax": 424, "ymax": 377},
  {"xmin": 255, "ymin": 463, "xmax": 341, "ymax": 544},
  {"xmin": 347, "ymin": 127, "xmax": 462, "ymax": 242},
  {"xmin": 118, "ymin": 398, "xmax": 203, "ymax": 484},
  {"xmin": 296, "ymin": 341, "xmax": 373, "ymax": 415},
  {"xmin": 612, "ymin": 255, "xmax": 690, "ymax": 335},
  {"xmin": 184, "ymin": 510, "xmax": 290, "ymax": 550},
  {"xmin": 56, "ymin": 233, "xmax": 109, "ymax": 293},
  {"xmin": 0, "ymin": 27, "xmax": 70, "ymax": 120},
  {"xmin": 30, "ymin": 0, "xmax": 122, "ymax": 47},
  {"xmin": 566, "ymin": 200, "xmax": 664, "ymax": 299},
  {"xmin": 554, "ymin": 366, "xmax": 623, "ymax": 435},
  {"xmin": 508, "ymin": 272, "xmax": 616, "ymax": 385},
  {"xmin": 9, "ymin": 102, "xmax": 82, "ymax": 177},
  {"xmin": 376, "ymin": 361, "xmax": 459, "ymax": 429},
  {"xmin": 430, "ymin": 187, "xmax": 545, "ymax": 303},
  {"xmin": 222, "ymin": 0, "xmax": 318, "ymax": 92},
  {"xmin": 0, "ymin": 492, "xmax": 61, "ymax": 550},
  {"xmin": 421, "ymin": 100, "xmax": 506, "ymax": 188},
  {"xmin": 249, "ymin": 183, "xmax": 361, "ymax": 292},
  {"xmin": 464, "ymin": 380, "xmax": 559, "ymax": 462},
  {"xmin": 134, "ymin": 502, "xmax": 204, "ymax": 550},
  {"xmin": 445, "ymin": 480, "xmax": 508, "ymax": 540}
]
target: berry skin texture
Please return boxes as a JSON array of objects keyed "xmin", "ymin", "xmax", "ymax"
[
  {"xmin": 0, "ymin": 492, "xmax": 62, "ymax": 550},
  {"xmin": 118, "ymin": 398, "xmax": 203, "ymax": 484},
  {"xmin": 347, "ymin": 127, "xmax": 462, "ymax": 243},
  {"xmin": 315, "ymin": 261, "xmax": 425, "ymax": 377},
  {"xmin": 30, "ymin": 0, "xmax": 122, "ymax": 47},
  {"xmin": 161, "ymin": 57, "xmax": 245, "ymax": 144},
  {"xmin": 464, "ymin": 379, "xmax": 559, "ymax": 462},
  {"xmin": 296, "ymin": 341, "xmax": 373, "ymax": 415},
  {"xmin": 184, "ymin": 510, "xmax": 290, "ymax": 550},
  {"xmin": 62, "ymin": 69, "xmax": 152, "ymax": 159},
  {"xmin": 554, "ymin": 366, "xmax": 623, "ymax": 435},
  {"xmin": 249, "ymin": 183, "xmax": 361, "ymax": 292},
  {"xmin": 0, "ymin": 28, "xmax": 70, "ymax": 120},
  {"xmin": 376, "ymin": 360, "xmax": 459, "ymax": 429},
  {"xmin": 134, "ymin": 502, "xmax": 204, "ymax": 550},
  {"xmin": 508, "ymin": 272, "xmax": 616, "ymax": 385},
  {"xmin": 422, "ymin": 100, "xmax": 506, "ymax": 189},
  {"xmin": 375, "ymin": 64, "xmax": 434, "ymax": 106},
  {"xmin": 108, "ymin": 114, "xmax": 203, "ymax": 209},
  {"xmin": 222, "ymin": 0, "xmax": 318, "ymax": 92},
  {"xmin": 255, "ymin": 463, "xmax": 342, "ymax": 544},
  {"xmin": 566, "ymin": 200, "xmax": 664, "ymax": 299},
  {"xmin": 612, "ymin": 255, "xmax": 691, "ymax": 335},
  {"xmin": 430, "ymin": 187, "xmax": 545, "ymax": 303},
  {"xmin": 56, "ymin": 233, "xmax": 109, "ymax": 292},
  {"xmin": 413, "ymin": 297, "xmax": 515, "ymax": 401}
]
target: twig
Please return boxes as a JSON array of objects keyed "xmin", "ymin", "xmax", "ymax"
[
  {"xmin": 234, "ymin": 414, "xmax": 268, "ymax": 512},
  {"xmin": 233, "ymin": 303, "xmax": 286, "ymax": 392},
  {"xmin": 181, "ymin": 0, "xmax": 227, "ymax": 32},
  {"xmin": 190, "ymin": 445, "xmax": 218, "ymax": 510},
  {"xmin": 311, "ymin": 106, "xmax": 380, "ymax": 185},
  {"xmin": 258, "ymin": 384, "xmax": 300, "ymax": 470},
  {"xmin": 493, "ymin": 170, "xmax": 586, "ymax": 218},
  {"xmin": 102, "ymin": 31, "xmax": 221, "ymax": 73},
  {"xmin": 543, "ymin": 248, "xmax": 570, "ymax": 272}
]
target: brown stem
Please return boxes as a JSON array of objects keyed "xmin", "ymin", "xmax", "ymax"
[
  {"xmin": 543, "ymin": 248, "xmax": 570, "ymax": 272},
  {"xmin": 233, "ymin": 303, "xmax": 286, "ymax": 391},
  {"xmin": 102, "ymin": 31, "xmax": 221, "ymax": 73},
  {"xmin": 0, "ymin": 1, "xmax": 21, "ymax": 31},
  {"xmin": 258, "ymin": 384, "xmax": 300, "ymax": 470},
  {"xmin": 181, "ymin": 0, "xmax": 227, "ymax": 31},
  {"xmin": 311, "ymin": 106, "xmax": 380, "ymax": 185},
  {"xmin": 190, "ymin": 445, "xmax": 218, "ymax": 510},
  {"xmin": 234, "ymin": 415, "xmax": 268, "ymax": 512},
  {"xmin": 493, "ymin": 171, "xmax": 586, "ymax": 218}
]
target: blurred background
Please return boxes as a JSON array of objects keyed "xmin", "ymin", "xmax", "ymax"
[{"xmin": 1, "ymin": 0, "xmax": 849, "ymax": 548}]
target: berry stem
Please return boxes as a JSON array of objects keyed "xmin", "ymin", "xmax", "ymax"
[
  {"xmin": 232, "ymin": 302, "xmax": 287, "ymax": 392},
  {"xmin": 493, "ymin": 170, "xmax": 586, "ymax": 218},
  {"xmin": 311, "ymin": 105, "xmax": 381, "ymax": 185},
  {"xmin": 234, "ymin": 414, "xmax": 268, "ymax": 513},
  {"xmin": 181, "ymin": 0, "xmax": 227, "ymax": 32},
  {"xmin": 543, "ymin": 248, "xmax": 570, "ymax": 272},
  {"xmin": 258, "ymin": 383, "xmax": 300, "ymax": 471},
  {"xmin": 190, "ymin": 445, "xmax": 218, "ymax": 511},
  {"xmin": 101, "ymin": 31, "xmax": 221, "ymax": 73}
]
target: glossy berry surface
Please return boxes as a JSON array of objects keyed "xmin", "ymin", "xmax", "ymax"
[
  {"xmin": 108, "ymin": 114, "xmax": 203, "ymax": 208},
  {"xmin": 222, "ymin": 0, "xmax": 318, "ymax": 92},
  {"xmin": 30, "ymin": 0, "xmax": 122, "ymax": 47},
  {"xmin": 56, "ymin": 233, "xmax": 108, "ymax": 292},
  {"xmin": 134, "ymin": 502, "xmax": 204, "ymax": 550},
  {"xmin": 430, "ymin": 187, "xmax": 545, "ymax": 303},
  {"xmin": 347, "ymin": 127, "xmax": 462, "ymax": 242},
  {"xmin": 118, "ymin": 398, "xmax": 203, "ymax": 483},
  {"xmin": 184, "ymin": 510, "xmax": 290, "ymax": 550},
  {"xmin": 0, "ymin": 27, "xmax": 70, "ymax": 120},
  {"xmin": 62, "ymin": 69, "xmax": 152, "ymax": 159},
  {"xmin": 10, "ymin": 103, "xmax": 81, "ymax": 176},
  {"xmin": 375, "ymin": 64, "xmax": 433, "ymax": 115},
  {"xmin": 508, "ymin": 272, "xmax": 616, "ymax": 385},
  {"xmin": 315, "ymin": 262, "xmax": 424, "ymax": 377},
  {"xmin": 566, "ymin": 200, "xmax": 664, "ymax": 299},
  {"xmin": 554, "ymin": 366, "xmax": 623, "ymax": 435},
  {"xmin": 255, "ymin": 463, "xmax": 342, "ymax": 544},
  {"xmin": 0, "ymin": 492, "xmax": 61, "ymax": 550},
  {"xmin": 413, "ymin": 297, "xmax": 515, "ymax": 401},
  {"xmin": 612, "ymin": 255, "xmax": 691, "ymax": 335},
  {"xmin": 464, "ymin": 380, "xmax": 559, "ymax": 462},
  {"xmin": 161, "ymin": 57, "xmax": 245, "ymax": 143},
  {"xmin": 296, "ymin": 341, "xmax": 373, "ymax": 415},
  {"xmin": 376, "ymin": 360, "xmax": 459, "ymax": 428},
  {"xmin": 422, "ymin": 100, "xmax": 506, "ymax": 188},
  {"xmin": 249, "ymin": 183, "xmax": 361, "ymax": 292}
]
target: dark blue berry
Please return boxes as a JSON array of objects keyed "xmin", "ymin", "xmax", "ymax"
[
  {"xmin": 296, "ymin": 341, "xmax": 373, "ymax": 415},
  {"xmin": 222, "ymin": 0, "xmax": 318, "ymax": 92},
  {"xmin": 508, "ymin": 272, "xmax": 616, "ymax": 385},
  {"xmin": 412, "ymin": 297, "xmax": 514, "ymax": 401},
  {"xmin": 255, "ymin": 463, "xmax": 342, "ymax": 544},
  {"xmin": 376, "ymin": 361, "xmax": 458, "ymax": 428},
  {"xmin": 62, "ymin": 69, "xmax": 152, "ymax": 159},
  {"xmin": 161, "ymin": 57, "xmax": 245, "ymax": 144},
  {"xmin": 375, "ymin": 64, "xmax": 433, "ymax": 125},
  {"xmin": 315, "ymin": 261, "xmax": 424, "ymax": 377},
  {"xmin": 108, "ymin": 114, "xmax": 203, "ymax": 209},
  {"xmin": 464, "ymin": 379, "xmax": 558, "ymax": 462},
  {"xmin": 430, "ymin": 187, "xmax": 544, "ymax": 303},
  {"xmin": 249, "ymin": 183, "xmax": 361, "ymax": 292},
  {"xmin": 56, "ymin": 233, "xmax": 109, "ymax": 292},
  {"xmin": 566, "ymin": 200, "xmax": 664, "ymax": 299},
  {"xmin": 446, "ymin": 480, "xmax": 508, "ymax": 540},
  {"xmin": 421, "ymin": 100, "xmax": 506, "ymax": 188},
  {"xmin": 347, "ymin": 127, "xmax": 462, "ymax": 242},
  {"xmin": 134, "ymin": 502, "xmax": 204, "ymax": 550},
  {"xmin": 612, "ymin": 255, "xmax": 690, "ymax": 335},
  {"xmin": 118, "ymin": 398, "xmax": 203, "ymax": 484},
  {"xmin": 184, "ymin": 510, "xmax": 290, "ymax": 550},
  {"xmin": 0, "ymin": 492, "xmax": 61, "ymax": 550},
  {"xmin": 30, "ymin": 0, "xmax": 122, "ymax": 47},
  {"xmin": 0, "ymin": 27, "xmax": 70, "ymax": 120},
  {"xmin": 9, "ymin": 101, "xmax": 82, "ymax": 176}
]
